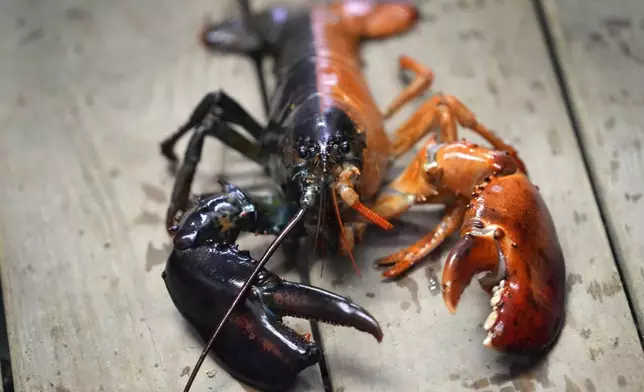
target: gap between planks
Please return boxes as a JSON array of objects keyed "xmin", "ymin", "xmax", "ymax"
[{"xmin": 535, "ymin": 0, "xmax": 644, "ymax": 348}]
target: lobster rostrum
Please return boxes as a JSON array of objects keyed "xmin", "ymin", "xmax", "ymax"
[{"xmin": 158, "ymin": 0, "xmax": 436, "ymax": 390}]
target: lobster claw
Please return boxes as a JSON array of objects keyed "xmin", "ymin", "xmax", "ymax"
[
  {"xmin": 441, "ymin": 173, "xmax": 566, "ymax": 355},
  {"xmin": 162, "ymin": 243, "xmax": 383, "ymax": 392},
  {"xmin": 442, "ymin": 233, "xmax": 503, "ymax": 313}
]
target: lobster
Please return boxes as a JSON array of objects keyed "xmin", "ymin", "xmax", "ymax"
[{"xmin": 158, "ymin": 0, "xmax": 566, "ymax": 390}]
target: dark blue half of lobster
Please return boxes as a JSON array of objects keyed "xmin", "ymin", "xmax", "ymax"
[
  {"xmin": 156, "ymin": 1, "xmax": 420, "ymax": 390},
  {"xmin": 162, "ymin": 242, "xmax": 383, "ymax": 391}
]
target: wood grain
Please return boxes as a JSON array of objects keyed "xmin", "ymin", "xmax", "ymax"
[
  {"xmin": 0, "ymin": 0, "xmax": 642, "ymax": 392},
  {"xmin": 540, "ymin": 0, "xmax": 644, "ymax": 340}
]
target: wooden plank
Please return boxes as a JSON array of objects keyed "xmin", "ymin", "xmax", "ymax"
[
  {"xmin": 0, "ymin": 0, "xmax": 321, "ymax": 391},
  {"xmin": 0, "ymin": 1, "xmax": 642, "ymax": 392},
  {"xmin": 306, "ymin": 0, "xmax": 644, "ymax": 391},
  {"xmin": 540, "ymin": 0, "xmax": 644, "ymax": 338}
]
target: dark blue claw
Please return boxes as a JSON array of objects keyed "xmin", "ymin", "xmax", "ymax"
[{"xmin": 162, "ymin": 243, "xmax": 383, "ymax": 392}]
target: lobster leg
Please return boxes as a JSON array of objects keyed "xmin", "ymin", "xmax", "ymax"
[
  {"xmin": 382, "ymin": 55, "xmax": 434, "ymax": 119},
  {"xmin": 376, "ymin": 200, "xmax": 466, "ymax": 278},
  {"xmin": 160, "ymin": 91, "xmax": 264, "ymax": 163},
  {"xmin": 161, "ymin": 92, "xmax": 268, "ymax": 229},
  {"xmin": 199, "ymin": 2, "xmax": 279, "ymax": 117},
  {"xmin": 439, "ymin": 95, "xmax": 526, "ymax": 174},
  {"xmin": 365, "ymin": 134, "xmax": 467, "ymax": 278},
  {"xmin": 199, "ymin": 3, "xmax": 264, "ymax": 56},
  {"xmin": 389, "ymin": 96, "xmax": 457, "ymax": 157},
  {"xmin": 389, "ymin": 90, "xmax": 526, "ymax": 174},
  {"xmin": 378, "ymin": 55, "xmax": 522, "ymax": 166}
]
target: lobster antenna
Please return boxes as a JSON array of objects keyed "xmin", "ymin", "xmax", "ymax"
[{"xmin": 182, "ymin": 206, "xmax": 308, "ymax": 392}]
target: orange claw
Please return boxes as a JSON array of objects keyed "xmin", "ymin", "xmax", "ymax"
[
  {"xmin": 442, "ymin": 172, "xmax": 566, "ymax": 354},
  {"xmin": 362, "ymin": 130, "xmax": 565, "ymax": 354},
  {"xmin": 424, "ymin": 139, "xmax": 565, "ymax": 353}
]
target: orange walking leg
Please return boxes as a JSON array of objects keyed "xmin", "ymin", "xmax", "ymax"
[
  {"xmin": 441, "ymin": 95, "xmax": 527, "ymax": 174},
  {"xmin": 382, "ymin": 56, "xmax": 435, "ymax": 119},
  {"xmin": 376, "ymin": 200, "xmax": 466, "ymax": 278},
  {"xmin": 388, "ymin": 95, "xmax": 460, "ymax": 158},
  {"xmin": 388, "ymin": 92, "xmax": 526, "ymax": 169}
]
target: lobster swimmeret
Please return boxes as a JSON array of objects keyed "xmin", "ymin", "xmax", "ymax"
[{"xmin": 158, "ymin": 0, "xmax": 566, "ymax": 390}]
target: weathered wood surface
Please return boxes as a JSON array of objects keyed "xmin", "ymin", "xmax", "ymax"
[
  {"xmin": 540, "ymin": 0, "xmax": 644, "ymax": 338},
  {"xmin": 0, "ymin": 1, "xmax": 642, "ymax": 392}
]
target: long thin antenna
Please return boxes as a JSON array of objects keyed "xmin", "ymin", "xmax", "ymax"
[{"xmin": 182, "ymin": 207, "xmax": 308, "ymax": 391}]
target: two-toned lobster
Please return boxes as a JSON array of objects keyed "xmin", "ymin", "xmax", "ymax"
[{"xmin": 158, "ymin": 0, "xmax": 566, "ymax": 390}]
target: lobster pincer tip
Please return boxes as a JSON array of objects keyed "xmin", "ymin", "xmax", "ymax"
[
  {"xmin": 441, "ymin": 282, "xmax": 459, "ymax": 315},
  {"xmin": 441, "ymin": 235, "xmax": 481, "ymax": 314},
  {"xmin": 262, "ymin": 279, "xmax": 384, "ymax": 343}
]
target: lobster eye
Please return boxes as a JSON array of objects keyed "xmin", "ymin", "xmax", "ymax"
[
  {"xmin": 340, "ymin": 141, "xmax": 351, "ymax": 154},
  {"xmin": 298, "ymin": 145, "xmax": 308, "ymax": 159}
]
